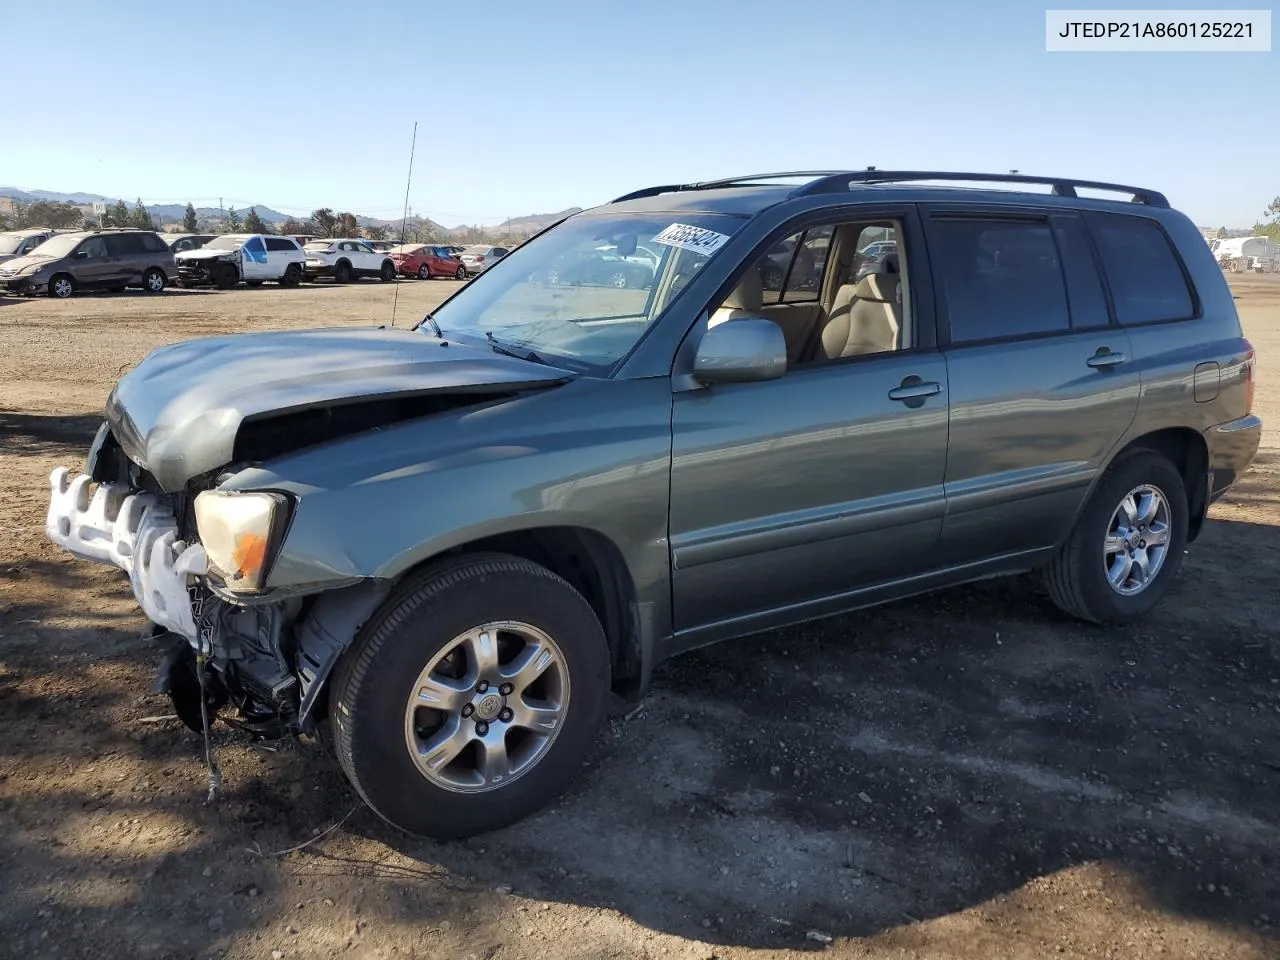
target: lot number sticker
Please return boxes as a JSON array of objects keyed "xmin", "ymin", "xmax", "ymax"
[{"xmin": 652, "ymin": 223, "xmax": 730, "ymax": 257}]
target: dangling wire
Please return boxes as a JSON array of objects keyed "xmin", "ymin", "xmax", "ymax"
[{"xmin": 390, "ymin": 121, "xmax": 419, "ymax": 329}]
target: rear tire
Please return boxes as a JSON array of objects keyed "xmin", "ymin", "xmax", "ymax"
[
  {"xmin": 455, "ymin": 265, "xmax": 466, "ymax": 280},
  {"xmin": 143, "ymin": 268, "xmax": 166, "ymax": 294},
  {"xmin": 329, "ymin": 552, "xmax": 610, "ymax": 839},
  {"xmin": 1043, "ymin": 449, "xmax": 1188, "ymax": 625},
  {"xmin": 334, "ymin": 260, "xmax": 352, "ymax": 284},
  {"xmin": 279, "ymin": 263, "xmax": 302, "ymax": 287}
]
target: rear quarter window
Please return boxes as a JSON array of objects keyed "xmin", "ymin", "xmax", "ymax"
[
  {"xmin": 1084, "ymin": 213, "xmax": 1195, "ymax": 325},
  {"xmin": 140, "ymin": 233, "xmax": 167, "ymax": 253},
  {"xmin": 264, "ymin": 238, "xmax": 297, "ymax": 252}
]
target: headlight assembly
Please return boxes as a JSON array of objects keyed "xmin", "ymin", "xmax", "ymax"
[{"xmin": 193, "ymin": 490, "xmax": 291, "ymax": 594}]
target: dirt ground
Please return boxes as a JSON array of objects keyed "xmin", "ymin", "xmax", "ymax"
[{"xmin": 1, "ymin": 274, "xmax": 1278, "ymax": 960}]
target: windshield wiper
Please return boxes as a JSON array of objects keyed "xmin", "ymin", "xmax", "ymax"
[
  {"xmin": 420, "ymin": 313, "xmax": 443, "ymax": 338},
  {"xmin": 485, "ymin": 331, "xmax": 548, "ymax": 365}
]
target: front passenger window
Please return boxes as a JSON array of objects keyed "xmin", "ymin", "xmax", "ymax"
[{"xmin": 709, "ymin": 220, "xmax": 909, "ymax": 366}]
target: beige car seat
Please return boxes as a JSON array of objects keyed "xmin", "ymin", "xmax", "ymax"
[
  {"xmin": 709, "ymin": 268, "xmax": 764, "ymax": 327},
  {"xmin": 814, "ymin": 256, "xmax": 901, "ymax": 359}
]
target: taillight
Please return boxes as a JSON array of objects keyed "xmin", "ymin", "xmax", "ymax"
[
  {"xmin": 1243, "ymin": 338, "xmax": 1256, "ymax": 414},
  {"xmin": 475, "ymin": 255, "xmax": 485, "ymax": 263}
]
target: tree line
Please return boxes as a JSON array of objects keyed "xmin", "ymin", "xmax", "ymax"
[{"xmin": 2, "ymin": 196, "xmax": 542, "ymax": 247}]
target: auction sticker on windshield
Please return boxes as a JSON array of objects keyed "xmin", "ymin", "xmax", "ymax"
[{"xmin": 652, "ymin": 223, "xmax": 731, "ymax": 256}]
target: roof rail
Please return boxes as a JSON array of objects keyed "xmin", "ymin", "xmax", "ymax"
[
  {"xmin": 791, "ymin": 170, "xmax": 1170, "ymax": 207},
  {"xmin": 610, "ymin": 171, "xmax": 850, "ymax": 204}
]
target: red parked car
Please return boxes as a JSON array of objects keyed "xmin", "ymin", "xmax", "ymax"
[{"xmin": 387, "ymin": 244, "xmax": 467, "ymax": 280}]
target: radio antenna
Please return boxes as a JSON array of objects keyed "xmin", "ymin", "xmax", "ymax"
[{"xmin": 390, "ymin": 120, "xmax": 418, "ymax": 328}]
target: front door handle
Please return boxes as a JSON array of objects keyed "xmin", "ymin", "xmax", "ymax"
[
  {"xmin": 888, "ymin": 380, "xmax": 942, "ymax": 402},
  {"xmin": 1087, "ymin": 350, "xmax": 1128, "ymax": 369}
]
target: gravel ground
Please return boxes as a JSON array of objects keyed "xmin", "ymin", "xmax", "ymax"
[{"xmin": 1, "ymin": 274, "xmax": 1278, "ymax": 960}]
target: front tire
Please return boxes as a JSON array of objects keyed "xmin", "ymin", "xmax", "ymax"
[
  {"xmin": 214, "ymin": 264, "xmax": 238, "ymax": 289},
  {"xmin": 418, "ymin": 264, "xmax": 430, "ymax": 280},
  {"xmin": 380, "ymin": 260, "xmax": 396, "ymax": 282},
  {"xmin": 329, "ymin": 553, "xmax": 610, "ymax": 839},
  {"xmin": 1043, "ymin": 449, "xmax": 1188, "ymax": 624},
  {"xmin": 49, "ymin": 274, "xmax": 75, "ymax": 299}
]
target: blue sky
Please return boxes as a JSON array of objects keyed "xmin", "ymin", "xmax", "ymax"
[{"xmin": 2, "ymin": 0, "xmax": 1274, "ymax": 227}]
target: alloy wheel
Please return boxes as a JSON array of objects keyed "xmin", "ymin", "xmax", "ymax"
[
  {"xmin": 1103, "ymin": 483, "xmax": 1172, "ymax": 596},
  {"xmin": 403, "ymin": 621, "xmax": 570, "ymax": 793}
]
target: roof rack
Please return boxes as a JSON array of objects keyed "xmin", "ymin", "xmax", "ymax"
[
  {"xmin": 612, "ymin": 169, "xmax": 1169, "ymax": 208},
  {"xmin": 610, "ymin": 171, "xmax": 850, "ymax": 203}
]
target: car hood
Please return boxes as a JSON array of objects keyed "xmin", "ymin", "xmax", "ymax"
[
  {"xmin": 105, "ymin": 326, "xmax": 577, "ymax": 492},
  {"xmin": 175, "ymin": 248, "xmax": 237, "ymax": 261},
  {"xmin": 0, "ymin": 252, "xmax": 55, "ymax": 273}
]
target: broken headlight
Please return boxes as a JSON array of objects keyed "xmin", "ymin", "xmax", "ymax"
[{"xmin": 193, "ymin": 490, "xmax": 291, "ymax": 594}]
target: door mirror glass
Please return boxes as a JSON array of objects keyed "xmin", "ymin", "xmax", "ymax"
[{"xmin": 693, "ymin": 318, "xmax": 787, "ymax": 384}]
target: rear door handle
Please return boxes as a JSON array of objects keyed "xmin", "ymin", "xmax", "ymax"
[
  {"xmin": 888, "ymin": 380, "xmax": 942, "ymax": 401},
  {"xmin": 1087, "ymin": 350, "xmax": 1128, "ymax": 369}
]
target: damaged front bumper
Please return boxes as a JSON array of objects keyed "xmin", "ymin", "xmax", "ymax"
[{"xmin": 45, "ymin": 467, "xmax": 209, "ymax": 643}]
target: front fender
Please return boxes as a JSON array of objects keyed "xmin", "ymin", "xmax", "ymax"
[{"xmin": 223, "ymin": 376, "xmax": 674, "ymax": 609}]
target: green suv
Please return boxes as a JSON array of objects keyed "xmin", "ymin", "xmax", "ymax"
[{"xmin": 43, "ymin": 170, "xmax": 1261, "ymax": 838}]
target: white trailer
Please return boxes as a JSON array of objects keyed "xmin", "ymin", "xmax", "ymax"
[{"xmin": 1211, "ymin": 236, "xmax": 1279, "ymax": 273}]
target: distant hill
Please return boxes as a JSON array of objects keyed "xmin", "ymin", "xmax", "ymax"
[{"xmin": 0, "ymin": 187, "xmax": 580, "ymax": 236}]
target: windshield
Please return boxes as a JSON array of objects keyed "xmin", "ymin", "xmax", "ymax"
[
  {"xmin": 21, "ymin": 234, "xmax": 82, "ymax": 259},
  {"xmin": 205, "ymin": 235, "xmax": 245, "ymax": 251},
  {"xmin": 424, "ymin": 212, "xmax": 744, "ymax": 372},
  {"xmin": 0, "ymin": 234, "xmax": 29, "ymax": 255}
]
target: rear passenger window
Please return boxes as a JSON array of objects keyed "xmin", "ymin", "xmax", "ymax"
[
  {"xmin": 106, "ymin": 234, "xmax": 146, "ymax": 256},
  {"xmin": 264, "ymin": 238, "xmax": 295, "ymax": 252},
  {"xmin": 1085, "ymin": 213, "xmax": 1194, "ymax": 325},
  {"xmin": 930, "ymin": 218, "xmax": 1069, "ymax": 344},
  {"xmin": 1050, "ymin": 216, "xmax": 1111, "ymax": 330}
]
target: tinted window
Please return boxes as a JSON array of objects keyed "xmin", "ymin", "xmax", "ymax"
[
  {"xmin": 1085, "ymin": 213, "xmax": 1194, "ymax": 325},
  {"xmin": 106, "ymin": 234, "xmax": 145, "ymax": 256},
  {"xmin": 264, "ymin": 238, "xmax": 295, "ymax": 252},
  {"xmin": 79, "ymin": 237, "xmax": 108, "ymax": 258},
  {"xmin": 140, "ymin": 233, "xmax": 167, "ymax": 253},
  {"xmin": 931, "ymin": 218, "xmax": 1069, "ymax": 344},
  {"xmin": 243, "ymin": 236, "xmax": 267, "ymax": 259},
  {"xmin": 1050, "ymin": 216, "xmax": 1110, "ymax": 330}
]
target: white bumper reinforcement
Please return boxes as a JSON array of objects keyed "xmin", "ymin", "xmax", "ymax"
[{"xmin": 45, "ymin": 467, "xmax": 209, "ymax": 642}]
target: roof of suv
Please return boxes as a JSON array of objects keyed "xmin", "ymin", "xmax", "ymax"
[{"xmin": 598, "ymin": 170, "xmax": 1175, "ymax": 219}]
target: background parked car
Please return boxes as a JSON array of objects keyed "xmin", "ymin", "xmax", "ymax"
[
  {"xmin": 175, "ymin": 234, "xmax": 305, "ymax": 289},
  {"xmin": 459, "ymin": 243, "xmax": 509, "ymax": 276},
  {"xmin": 546, "ymin": 247, "xmax": 654, "ymax": 288},
  {"xmin": 0, "ymin": 228, "xmax": 62, "ymax": 266},
  {"xmin": 387, "ymin": 244, "xmax": 467, "ymax": 280},
  {"xmin": 0, "ymin": 228, "xmax": 175, "ymax": 298},
  {"xmin": 303, "ymin": 238, "xmax": 397, "ymax": 283},
  {"xmin": 163, "ymin": 233, "xmax": 217, "ymax": 255},
  {"xmin": 364, "ymin": 239, "xmax": 396, "ymax": 253}
]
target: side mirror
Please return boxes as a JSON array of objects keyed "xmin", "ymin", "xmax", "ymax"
[{"xmin": 693, "ymin": 318, "xmax": 787, "ymax": 384}]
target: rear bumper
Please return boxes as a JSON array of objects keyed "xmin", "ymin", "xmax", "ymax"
[
  {"xmin": 1205, "ymin": 414, "xmax": 1263, "ymax": 504},
  {"xmin": 304, "ymin": 263, "xmax": 335, "ymax": 278}
]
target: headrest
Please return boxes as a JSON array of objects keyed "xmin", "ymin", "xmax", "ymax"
[
  {"xmin": 851, "ymin": 271, "xmax": 898, "ymax": 303},
  {"xmin": 881, "ymin": 252, "xmax": 900, "ymax": 274},
  {"xmin": 722, "ymin": 268, "xmax": 763, "ymax": 312}
]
